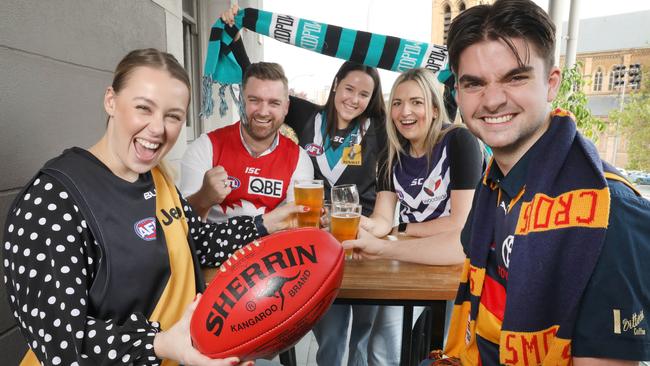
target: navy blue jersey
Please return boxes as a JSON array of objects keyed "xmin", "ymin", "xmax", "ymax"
[{"xmin": 461, "ymin": 161, "xmax": 650, "ymax": 363}]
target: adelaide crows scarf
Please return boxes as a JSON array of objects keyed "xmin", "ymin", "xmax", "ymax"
[
  {"xmin": 444, "ymin": 110, "xmax": 615, "ymax": 365},
  {"xmin": 201, "ymin": 7, "xmax": 451, "ymax": 117}
]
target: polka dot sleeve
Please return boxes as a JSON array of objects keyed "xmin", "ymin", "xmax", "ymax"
[
  {"xmin": 180, "ymin": 197, "xmax": 259, "ymax": 267},
  {"xmin": 3, "ymin": 175, "xmax": 162, "ymax": 365}
]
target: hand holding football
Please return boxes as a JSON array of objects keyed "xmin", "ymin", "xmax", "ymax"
[{"xmin": 190, "ymin": 228, "xmax": 344, "ymax": 360}]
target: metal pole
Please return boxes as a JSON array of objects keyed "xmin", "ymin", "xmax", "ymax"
[
  {"xmin": 612, "ymin": 63, "xmax": 627, "ymax": 167},
  {"xmin": 548, "ymin": 0, "xmax": 566, "ymax": 67},
  {"xmin": 565, "ymin": 0, "xmax": 581, "ymax": 68}
]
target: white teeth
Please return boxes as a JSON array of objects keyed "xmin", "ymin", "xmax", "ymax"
[
  {"xmin": 483, "ymin": 115, "xmax": 513, "ymax": 124},
  {"xmin": 136, "ymin": 138, "xmax": 160, "ymax": 150},
  {"xmin": 400, "ymin": 119, "xmax": 417, "ymax": 125},
  {"xmin": 253, "ymin": 117, "xmax": 271, "ymax": 124}
]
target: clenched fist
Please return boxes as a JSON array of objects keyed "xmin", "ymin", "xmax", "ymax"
[
  {"xmin": 199, "ymin": 166, "xmax": 232, "ymax": 205},
  {"xmin": 187, "ymin": 166, "xmax": 232, "ymax": 220}
]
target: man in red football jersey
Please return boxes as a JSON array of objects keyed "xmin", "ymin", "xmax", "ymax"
[{"xmin": 180, "ymin": 62, "xmax": 313, "ymax": 233}]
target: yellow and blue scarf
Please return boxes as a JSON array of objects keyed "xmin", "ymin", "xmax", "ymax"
[{"xmin": 445, "ymin": 110, "xmax": 626, "ymax": 365}]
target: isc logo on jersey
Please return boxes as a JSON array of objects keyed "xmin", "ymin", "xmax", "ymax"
[
  {"xmin": 134, "ymin": 217, "xmax": 156, "ymax": 241},
  {"xmin": 249, "ymin": 177, "xmax": 284, "ymax": 198}
]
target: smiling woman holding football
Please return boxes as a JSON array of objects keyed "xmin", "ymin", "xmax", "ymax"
[{"xmin": 1, "ymin": 48, "xmax": 302, "ymax": 366}]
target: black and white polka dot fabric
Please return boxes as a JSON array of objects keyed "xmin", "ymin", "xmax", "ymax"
[{"xmin": 3, "ymin": 174, "xmax": 258, "ymax": 365}]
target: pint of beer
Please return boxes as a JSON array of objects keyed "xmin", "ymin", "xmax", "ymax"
[
  {"xmin": 294, "ymin": 180, "xmax": 324, "ymax": 227},
  {"xmin": 330, "ymin": 203, "xmax": 362, "ymax": 259}
]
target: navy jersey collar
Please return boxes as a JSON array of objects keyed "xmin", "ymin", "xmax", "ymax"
[{"xmin": 485, "ymin": 150, "xmax": 531, "ymax": 200}]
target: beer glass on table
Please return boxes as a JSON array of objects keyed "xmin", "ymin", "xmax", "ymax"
[
  {"xmin": 331, "ymin": 203, "xmax": 362, "ymax": 259},
  {"xmin": 294, "ymin": 179, "xmax": 324, "ymax": 227}
]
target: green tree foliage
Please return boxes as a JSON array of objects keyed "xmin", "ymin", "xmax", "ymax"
[
  {"xmin": 610, "ymin": 71, "xmax": 650, "ymax": 171},
  {"xmin": 552, "ymin": 63, "xmax": 605, "ymax": 142}
]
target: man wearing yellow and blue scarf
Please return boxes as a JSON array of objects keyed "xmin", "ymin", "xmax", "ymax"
[{"xmin": 426, "ymin": 0, "xmax": 650, "ymax": 365}]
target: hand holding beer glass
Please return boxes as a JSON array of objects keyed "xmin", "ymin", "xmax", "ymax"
[
  {"xmin": 294, "ymin": 179, "xmax": 324, "ymax": 227},
  {"xmin": 330, "ymin": 203, "xmax": 362, "ymax": 259},
  {"xmin": 330, "ymin": 183, "xmax": 361, "ymax": 259}
]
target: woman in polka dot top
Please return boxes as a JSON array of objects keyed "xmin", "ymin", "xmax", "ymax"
[{"xmin": 2, "ymin": 49, "xmax": 300, "ymax": 366}]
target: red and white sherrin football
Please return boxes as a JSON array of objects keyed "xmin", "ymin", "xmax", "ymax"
[{"xmin": 190, "ymin": 227, "xmax": 344, "ymax": 360}]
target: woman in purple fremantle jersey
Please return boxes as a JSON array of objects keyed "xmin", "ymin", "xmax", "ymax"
[
  {"xmin": 355, "ymin": 68, "xmax": 483, "ymax": 258},
  {"xmin": 345, "ymin": 68, "xmax": 483, "ymax": 365}
]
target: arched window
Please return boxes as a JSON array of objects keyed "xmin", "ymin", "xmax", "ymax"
[
  {"xmin": 459, "ymin": 2, "xmax": 466, "ymax": 12},
  {"xmin": 593, "ymin": 68, "xmax": 603, "ymax": 91},
  {"xmin": 608, "ymin": 68, "xmax": 615, "ymax": 90},
  {"xmin": 443, "ymin": 4, "xmax": 452, "ymax": 44}
]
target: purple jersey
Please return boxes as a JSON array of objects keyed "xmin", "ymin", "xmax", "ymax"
[{"xmin": 393, "ymin": 132, "xmax": 454, "ymax": 223}]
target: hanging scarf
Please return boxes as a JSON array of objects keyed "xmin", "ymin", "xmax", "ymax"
[
  {"xmin": 444, "ymin": 110, "xmax": 615, "ymax": 365},
  {"xmin": 150, "ymin": 167, "xmax": 196, "ymax": 366},
  {"xmin": 201, "ymin": 7, "xmax": 451, "ymax": 117}
]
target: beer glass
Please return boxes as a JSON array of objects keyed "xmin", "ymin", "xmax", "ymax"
[
  {"xmin": 331, "ymin": 184, "xmax": 359, "ymax": 205},
  {"xmin": 294, "ymin": 179, "xmax": 324, "ymax": 227},
  {"xmin": 330, "ymin": 203, "xmax": 362, "ymax": 259}
]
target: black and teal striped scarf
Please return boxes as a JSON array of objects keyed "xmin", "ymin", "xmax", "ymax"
[{"xmin": 201, "ymin": 7, "xmax": 453, "ymax": 117}]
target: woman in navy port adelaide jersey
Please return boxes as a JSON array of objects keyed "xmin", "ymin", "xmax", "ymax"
[
  {"xmin": 2, "ymin": 48, "xmax": 301, "ymax": 366},
  {"xmin": 344, "ymin": 68, "xmax": 484, "ymax": 365}
]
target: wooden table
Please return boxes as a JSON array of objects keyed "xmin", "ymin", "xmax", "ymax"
[
  {"xmin": 337, "ymin": 257, "xmax": 463, "ymax": 366},
  {"xmin": 201, "ymin": 238, "xmax": 463, "ymax": 366}
]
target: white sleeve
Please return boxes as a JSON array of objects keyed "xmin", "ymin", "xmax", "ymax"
[
  {"xmin": 286, "ymin": 147, "xmax": 315, "ymax": 203},
  {"xmin": 179, "ymin": 134, "xmax": 214, "ymax": 198}
]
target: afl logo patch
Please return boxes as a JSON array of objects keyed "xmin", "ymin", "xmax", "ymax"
[
  {"xmin": 228, "ymin": 176, "xmax": 241, "ymax": 190},
  {"xmin": 305, "ymin": 143, "xmax": 324, "ymax": 156},
  {"xmin": 134, "ymin": 217, "xmax": 156, "ymax": 241}
]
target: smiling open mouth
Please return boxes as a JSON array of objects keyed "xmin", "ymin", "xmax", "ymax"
[
  {"xmin": 252, "ymin": 117, "xmax": 272, "ymax": 124},
  {"xmin": 483, "ymin": 114, "xmax": 514, "ymax": 124},
  {"xmin": 342, "ymin": 103, "xmax": 358, "ymax": 111},
  {"xmin": 134, "ymin": 138, "xmax": 161, "ymax": 161},
  {"xmin": 399, "ymin": 119, "xmax": 417, "ymax": 126},
  {"xmin": 136, "ymin": 138, "xmax": 160, "ymax": 150}
]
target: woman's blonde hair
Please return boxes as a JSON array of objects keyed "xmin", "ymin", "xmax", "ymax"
[{"xmin": 383, "ymin": 68, "xmax": 456, "ymax": 182}]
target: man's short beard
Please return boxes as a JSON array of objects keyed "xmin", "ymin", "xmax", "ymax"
[{"xmin": 242, "ymin": 117, "xmax": 278, "ymax": 141}]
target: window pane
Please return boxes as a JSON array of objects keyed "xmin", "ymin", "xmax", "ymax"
[
  {"xmin": 443, "ymin": 5, "xmax": 451, "ymax": 44},
  {"xmin": 183, "ymin": 0, "xmax": 195, "ymax": 17},
  {"xmin": 183, "ymin": 5, "xmax": 202, "ymax": 140},
  {"xmin": 608, "ymin": 71, "xmax": 614, "ymax": 90}
]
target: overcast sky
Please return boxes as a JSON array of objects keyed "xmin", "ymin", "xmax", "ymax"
[{"xmin": 256, "ymin": 0, "xmax": 650, "ymax": 98}]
